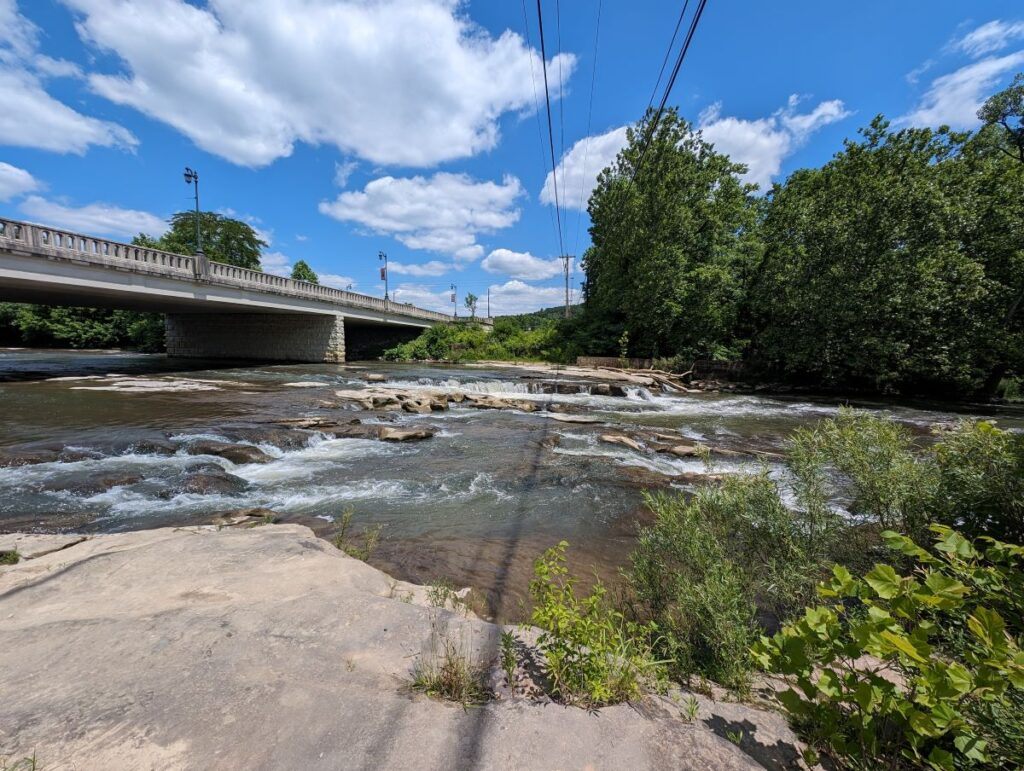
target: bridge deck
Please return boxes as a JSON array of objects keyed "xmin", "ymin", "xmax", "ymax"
[{"xmin": 0, "ymin": 217, "xmax": 476, "ymax": 327}]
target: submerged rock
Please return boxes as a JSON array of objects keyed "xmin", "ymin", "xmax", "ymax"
[
  {"xmin": 0, "ymin": 449, "xmax": 60, "ymax": 467},
  {"xmin": 177, "ymin": 469, "xmax": 249, "ymax": 496},
  {"xmin": 186, "ymin": 440, "xmax": 272, "ymax": 465}
]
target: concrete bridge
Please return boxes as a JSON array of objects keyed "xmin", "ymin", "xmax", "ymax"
[{"xmin": 0, "ymin": 217, "xmax": 481, "ymax": 361}]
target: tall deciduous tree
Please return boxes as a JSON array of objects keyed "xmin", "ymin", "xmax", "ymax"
[
  {"xmin": 158, "ymin": 212, "xmax": 267, "ymax": 269},
  {"xmin": 290, "ymin": 260, "xmax": 319, "ymax": 284},
  {"xmin": 584, "ymin": 108, "xmax": 761, "ymax": 359}
]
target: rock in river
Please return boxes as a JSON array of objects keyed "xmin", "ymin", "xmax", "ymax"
[
  {"xmin": 186, "ymin": 440, "xmax": 272, "ymax": 465},
  {"xmin": 377, "ymin": 426, "xmax": 435, "ymax": 442}
]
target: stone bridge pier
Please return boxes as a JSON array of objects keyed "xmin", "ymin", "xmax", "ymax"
[{"xmin": 165, "ymin": 313, "xmax": 346, "ymax": 362}]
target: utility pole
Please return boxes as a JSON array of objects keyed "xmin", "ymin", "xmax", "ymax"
[
  {"xmin": 560, "ymin": 254, "xmax": 573, "ymax": 318},
  {"xmin": 183, "ymin": 167, "xmax": 203, "ymax": 255},
  {"xmin": 378, "ymin": 251, "xmax": 389, "ymax": 304},
  {"xmin": 487, "ymin": 287, "xmax": 491, "ymax": 319},
  {"xmin": 450, "ymin": 283, "xmax": 458, "ymax": 318}
]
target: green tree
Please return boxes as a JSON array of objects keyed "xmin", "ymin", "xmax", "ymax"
[
  {"xmin": 749, "ymin": 117, "xmax": 1020, "ymax": 395},
  {"xmin": 158, "ymin": 211, "xmax": 266, "ymax": 269},
  {"xmin": 290, "ymin": 260, "xmax": 319, "ymax": 284},
  {"xmin": 583, "ymin": 107, "xmax": 761, "ymax": 360},
  {"xmin": 978, "ymin": 72, "xmax": 1024, "ymax": 163},
  {"xmin": 464, "ymin": 292, "xmax": 478, "ymax": 319}
]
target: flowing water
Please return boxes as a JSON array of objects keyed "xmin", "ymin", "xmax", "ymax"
[{"xmin": 2, "ymin": 349, "xmax": 1021, "ymax": 618}]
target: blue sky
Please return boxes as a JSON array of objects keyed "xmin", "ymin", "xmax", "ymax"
[{"xmin": 1, "ymin": 1, "xmax": 1023, "ymax": 315}]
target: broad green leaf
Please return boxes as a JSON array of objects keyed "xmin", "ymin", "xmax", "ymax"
[{"xmin": 864, "ymin": 564, "xmax": 902, "ymax": 599}]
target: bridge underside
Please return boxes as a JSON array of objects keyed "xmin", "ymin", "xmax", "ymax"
[{"xmin": 0, "ymin": 251, "xmax": 431, "ymax": 362}]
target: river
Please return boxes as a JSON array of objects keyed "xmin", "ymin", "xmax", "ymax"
[{"xmin": 2, "ymin": 348, "xmax": 1020, "ymax": 618}]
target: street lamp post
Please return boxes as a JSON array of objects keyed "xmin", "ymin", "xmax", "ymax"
[
  {"xmin": 183, "ymin": 167, "xmax": 203, "ymax": 255},
  {"xmin": 183, "ymin": 167, "xmax": 208, "ymax": 279},
  {"xmin": 450, "ymin": 283, "xmax": 457, "ymax": 318},
  {"xmin": 378, "ymin": 251, "xmax": 389, "ymax": 304}
]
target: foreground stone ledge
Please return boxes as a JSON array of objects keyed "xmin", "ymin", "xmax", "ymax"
[{"xmin": 0, "ymin": 524, "xmax": 806, "ymax": 770}]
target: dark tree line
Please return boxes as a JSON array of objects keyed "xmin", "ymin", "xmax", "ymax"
[{"xmin": 577, "ymin": 76, "xmax": 1024, "ymax": 397}]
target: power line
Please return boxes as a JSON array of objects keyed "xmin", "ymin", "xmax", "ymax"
[
  {"xmin": 520, "ymin": 0, "xmax": 562, "ymax": 250},
  {"xmin": 628, "ymin": 0, "xmax": 708, "ymax": 189},
  {"xmin": 644, "ymin": 0, "xmax": 690, "ymax": 118},
  {"xmin": 535, "ymin": 0, "xmax": 566, "ymax": 260},
  {"xmin": 572, "ymin": 0, "xmax": 604, "ymax": 261}
]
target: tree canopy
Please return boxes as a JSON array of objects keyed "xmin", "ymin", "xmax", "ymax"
[
  {"xmin": 290, "ymin": 260, "xmax": 319, "ymax": 284},
  {"xmin": 141, "ymin": 211, "xmax": 267, "ymax": 270}
]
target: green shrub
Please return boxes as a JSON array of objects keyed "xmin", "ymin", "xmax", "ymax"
[
  {"xmin": 626, "ymin": 473, "xmax": 836, "ymax": 690},
  {"xmin": 411, "ymin": 630, "xmax": 490, "ymax": 706},
  {"xmin": 753, "ymin": 526, "xmax": 1024, "ymax": 770},
  {"xmin": 930, "ymin": 421, "xmax": 1024, "ymax": 544},
  {"xmin": 789, "ymin": 409, "xmax": 935, "ymax": 541},
  {"xmin": 331, "ymin": 508, "xmax": 382, "ymax": 561},
  {"xmin": 529, "ymin": 541, "xmax": 661, "ymax": 707},
  {"xmin": 0, "ymin": 551, "xmax": 19, "ymax": 565}
]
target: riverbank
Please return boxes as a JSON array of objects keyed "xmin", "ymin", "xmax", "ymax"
[{"xmin": 0, "ymin": 523, "xmax": 807, "ymax": 770}]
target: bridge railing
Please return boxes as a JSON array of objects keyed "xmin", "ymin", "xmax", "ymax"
[{"xmin": 0, "ymin": 216, "xmax": 459, "ymax": 324}]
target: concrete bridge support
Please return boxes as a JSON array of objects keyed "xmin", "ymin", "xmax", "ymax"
[{"xmin": 165, "ymin": 313, "xmax": 345, "ymax": 362}]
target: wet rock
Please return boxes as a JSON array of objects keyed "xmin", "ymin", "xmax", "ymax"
[
  {"xmin": 600, "ymin": 434, "xmax": 645, "ymax": 452},
  {"xmin": 179, "ymin": 470, "xmax": 249, "ymax": 496},
  {"xmin": 187, "ymin": 441, "xmax": 272, "ymax": 465},
  {"xmin": 65, "ymin": 474, "xmax": 143, "ymax": 496},
  {"xmin": 545, "ymin": 413, "xmax": 604, "ymax": 424},
  {"xmin": 590, "ymin": 383, "xmax": 612, "ymax": 396},
  {"xmin": 377, "ymin": 426, "xmax": 435, "ymax": 442},
  {"xmin": 0, "ymin": 449, "xmax": 60, "ymax": 467},
  {"xmin": 270, "ymin": 417, "xmax": 340, "ymax": 429},
  {"xmin": 223, "ymin": 426, "xmax": 310, "ymax": 450},
  {"xmin": 607, "ymin": 384, "xmax": 629, "ymax": 398},
  {"xmin": 127, "ymin": 440, "xmax": 177, "ymax": 456},
  {"xmin": 464, "ymin": 394, "xmax": 538, "ymax": 412},
  {"xmin": 58, "ymin": 448, "xmax": 104, "ymax": 463},
  {"xmin": 660, "ymin": 444, "xmax": 701, "ymax": 458},
  {"xmin": 365, "ymin": 373, "xmax": 387, "ymax": 383},
  {"xmin": 400, "ymin": 398, "xmax": 435, "ymax": 415},
  {"xmin": 208, "ymin": 508, "xmax": 278, "ymax": 527}
]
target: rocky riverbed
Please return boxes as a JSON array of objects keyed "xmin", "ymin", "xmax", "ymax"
[
  {"xmin": 0, "ymin": 523, "xmax": 810, "ymax": 770},
  {"xmin": 2, "ymin": 349, "xmax": 1019, "ymax": 617}
]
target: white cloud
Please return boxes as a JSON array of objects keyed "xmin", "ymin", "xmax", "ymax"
[
  {"xmin": 900, "ymin": 51, "xmax": 1024, "ymax": 129},
  {"xmin": 260, "ymin": 251, "xmax": 291, "ymax": 276},
  {"xmin": 389, "ymin": 283, "xmax": 454, "ymax": 314},
  {"xmin": 320, "ymin": 273, "xmax": 356, "ymax": 290},
  {"xmin": 0, "ymin": 161, "xmax": 39, "ymax": 201},
  {"xmin": 541, "ymin": 125, "xmax": 628, "ymax": 211},
  {"xmin": 0, "ymin": 0, "xmax": 136, "ymax": 154},
  {"xmin": 334, "ymin": 160, "xmax": 357, "ymax": 188},
  {"xmin": 953, "ymin": 20, "xmax": 1024, "ymax": 58},
  {"xmin": 295, "ymin": 234, "xmax": 308, "ymax": 242},
  {"xmin": 698, "ymin": 95, "xmax": 851, "ymax": 189},
  {"xmin": 388, "ymin": 260, "xmax": 452, "ymax": 277},
  {"xmin": 64, "ymin": 0, "xmax": 575, "ymax": 168},
  {"xmin": 906, "ymin": 59, "xmax": 935, "ymax": 85},
  {"xmin": 487, "ymin": 279, "xmax": 564, "ymax": 316},
  {"xmin": 481, "ymin": 248, "xmax": 564, "ymax": 280},
  {"xmin": 319, "ymin": 172, "xmax": 522, "ymax": 258},
  {"xmin": 19, "ymin": 195, "xmax": 165, "ymax": 238}
]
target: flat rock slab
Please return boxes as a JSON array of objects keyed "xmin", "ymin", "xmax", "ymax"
[
  {"xmin": 0, "ymin": 525, "xmax": 804, "ymax": 770},
  {"xmin": 0, "ymin": 533, "xmax": 87, "ymax": 560}
]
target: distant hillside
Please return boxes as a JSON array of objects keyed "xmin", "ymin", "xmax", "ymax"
[{"xmin": 497, "ymin": 305, "xmax": 581, "ymax": 329}]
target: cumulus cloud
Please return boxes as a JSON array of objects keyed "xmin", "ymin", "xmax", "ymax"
[
  {"xmin": 540, "ymin": 126, "xmax": 628, "ymax": 211},
  {"xmin": 0, "ymin": 161, "xmax": 39, "ymax": 201},
  {"xmin": 319, "ymin": 172, "xmax": 522, "ymax": 259},
  {"xmin": 389, "ymin": 283, "xmax": 455, "ymax": 314},
  {"xmin": 260, "ymin": 251, "xmax": 291, "ymax": 276},
  {"xmin": 481, "ymin": 248, "xmax": 564, "ymax": 280},
  {"xmin": 19, "ymin": 195, "xmax": 165, "ymax": 238},
  {"xmin": 388, "ymin": 260, "xmax": 452, "ymax": 277},
  {"xmin": 63, "ymin": 0, "xmax": 574, "ymax": 168},
  {"xmin": 0, "ymin": 1, "xmax": 136, "ymax": 154},
  {"xmin": 487, "ymin": 279, "xmax": 565, "ymax": 316},
  {"xmin": 698, "ymin": 95, "xmax": 851, "ymax": 189},
  {"xmin": 953, "ymin": 20, "xmax": 1024, "ymax": 58},
  {"xmin": 320, "ymin": 273, "xmax": 356, "ymax": 290},
  {"xmin": 900, "ymin": 51, "xmax": 1024, "ymax": 129}
]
